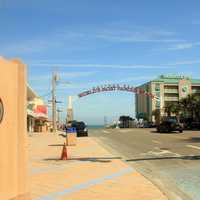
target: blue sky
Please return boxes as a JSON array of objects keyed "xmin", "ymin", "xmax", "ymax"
[{"xmin": 1, "ymin": 0, "xmax": 200, "ymax": 125}]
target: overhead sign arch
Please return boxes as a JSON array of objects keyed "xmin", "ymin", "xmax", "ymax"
[{"xmin": 78, "ymin": 84, "xmax": 158, "ymax": 100}]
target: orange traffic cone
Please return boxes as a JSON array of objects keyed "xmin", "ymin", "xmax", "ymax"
[{"xmin": 61, "ymin": 143, "xmax": 68, "ymax": 160}]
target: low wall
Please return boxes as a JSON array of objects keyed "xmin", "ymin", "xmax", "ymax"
[{"xmin": 0, "ymin": 57, "xmax": 30, "ymax": 200}]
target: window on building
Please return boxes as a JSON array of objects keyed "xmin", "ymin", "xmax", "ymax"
[{"xmin": 155, "ymin": 83, "xmax": 160, "ymax": 91}]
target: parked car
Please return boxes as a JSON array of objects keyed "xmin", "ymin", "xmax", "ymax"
[
  {"xmin": 157, "ymin": 118, "xmax": 183, "ymax": 133},
  {"xmin": 189, "ymin": 122, "xmax": 200, "ymax": 130},
  {"xmin": 119, "ymin": 116, "xmax": 134, "ymax": 128},
  {"xmin": 142, "ymin": 121, "xmax": 156, "ymax": 128},
  {"xmin": 71, "ymin": 121, "xmax": 88, "ymax": 137}
]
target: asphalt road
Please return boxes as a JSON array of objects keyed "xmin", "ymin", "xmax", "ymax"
[{"xmin": 89, "ymin": 128, "xmax": 200, "ymax": 200}]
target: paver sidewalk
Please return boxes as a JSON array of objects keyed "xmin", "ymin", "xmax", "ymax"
[{"xmin": 28, "ymin": 132, "xmax": 167, "ymax": 200}]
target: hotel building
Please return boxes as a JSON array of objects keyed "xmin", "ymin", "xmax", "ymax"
[{"xmin": 135, "ymin": 75, "xmax": 200, "ymax": 121}]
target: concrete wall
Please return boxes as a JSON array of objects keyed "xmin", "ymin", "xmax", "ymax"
[{"xmin": 0, "ymin": 58, "xmax": 30, "ymax": 200}]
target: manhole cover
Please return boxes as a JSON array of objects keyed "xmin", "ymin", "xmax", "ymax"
[{"xmin": 0, "ymin": 98, "xmax": 4, "ymax": 123}]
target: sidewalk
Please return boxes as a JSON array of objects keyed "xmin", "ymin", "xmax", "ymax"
[{"xmin": 29, "ymin": 132, "xmax": 167, "ymax": 200}]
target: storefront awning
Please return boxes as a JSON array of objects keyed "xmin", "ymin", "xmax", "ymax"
[{"xmin": 27, "ymin": 109, "xmax": 48, "ymax": 119}]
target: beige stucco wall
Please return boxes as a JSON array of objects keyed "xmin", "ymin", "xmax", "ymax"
[
  {"xmin": 159, "ymin": 83, "xmax": 165, "ymax": 114},
  {"xmin": 151, "ymin": 82, "xmax": 164, "ymax": 111},
  {"xmin": 0, "ymin": 58, "xmax": 30, "ymax": 200}
]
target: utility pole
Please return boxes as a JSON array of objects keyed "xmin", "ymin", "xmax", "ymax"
[
  {"xmin": 52, "ymin": 72, "xmax": 57, "ymax": 132},
  {"xmin": 57, "ymin": 109, "xmax": 63, "ymax": 126},
  {"xmin": 51, "ymin": 71, "xmax": 70, "ymax": 132}
]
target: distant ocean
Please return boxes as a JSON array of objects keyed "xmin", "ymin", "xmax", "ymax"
[{"xmin": 87, "ymin": 125, "xmax": 104, "ymax": 129}]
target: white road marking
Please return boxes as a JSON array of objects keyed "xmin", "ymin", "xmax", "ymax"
[
  {"xmin": 186, "ymin": 145, "xmax": 200, "ymax": 150},
  {"xmin": 141, "ymin": 149, "xmax": 181, "ymax": 157},
  {"xmin": 103, "ymin": 130, "xmax": 110, "ymax": 134},
  {"xmin": 119, "ymin": 129, "xmax": 132, "ymax": 133},
  {"xmin": 152, "ymin": 140, "xmax": 162, "ymax": 144}
]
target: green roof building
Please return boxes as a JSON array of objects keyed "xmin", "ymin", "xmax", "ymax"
[{"xmin": 135, "ymin": 75, "xmax": 200, "ymax": 121}]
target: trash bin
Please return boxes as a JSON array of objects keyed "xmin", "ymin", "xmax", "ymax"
[{"xmin": 66, "ymin": 127, "xmax": 77, "ymax": 146}]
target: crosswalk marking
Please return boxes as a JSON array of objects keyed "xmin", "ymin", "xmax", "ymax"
[{"xmin": 186, "ymin": 145, "xmax": 200, "ymax": 150}]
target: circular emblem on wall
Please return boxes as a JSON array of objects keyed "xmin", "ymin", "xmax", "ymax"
[
  {"xmin": 0, "ymin": 98, "xmax": 4, "ymax": 123},
  {"xmin": 182, "ymin": 85, "xmax": 188, "ymax": 93}
]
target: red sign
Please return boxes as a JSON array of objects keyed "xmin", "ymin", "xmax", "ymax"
[{"xmin": 34, "ymin": 105, "xmax": 47, "ymax": 115}]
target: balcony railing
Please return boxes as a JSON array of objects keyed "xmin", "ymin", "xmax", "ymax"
[
  {"xmin": 164, "ymin": 89, "xmax": 178, "ymax": 93},
  {"xmin": 192, "ymin": 89, "xmax": 200, "ymax": 93},
  {"xmin": 164, "ymin": 96, "xmax": 179, "ymax": 101}
]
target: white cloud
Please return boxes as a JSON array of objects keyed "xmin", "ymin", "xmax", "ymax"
[
  {"xmin": 0, "ymin": 26, "xmax": 185, "ymax": 55},
  {"xmin": 29, "ymin": 57, "xmax": 200, "ymax": 71},
  {"xmin": 0, "ymin": 30, "xmax": 87, "ymax": 54},
  {"xmin": 30, "ymin": 75, "xmax": 156, "ymax": 94},
  {"xmin": 57, "ymin": 75, "xmax": 156, "ymax": 90},
  {"xmin": 93, "ymin": 24, "xmax": 179, "ymax": 42},
  {"xmin": 192, "ymin": 20, "xmax": 200, "ymax": 25},
  {"xmin": 95, "ymin": 29, "xmax": 183, "ymax": 43},
  {"xmin": 29, "ymin": 71, "xmax": 98, "ymax": 82},
  {"xmin": 167, "ymin": 59, "xmax": 200, "ymax": 66},
  {"xmin": 30, "ymin": 63, "xmax": 173, "ymax": 69},
  {"xmin": 61, "ymin": 71, "xmax": 97, "ymax": 78},
  {"xmin": 167, "ymin": 42, "xmax": 200, "ymax": 50}
]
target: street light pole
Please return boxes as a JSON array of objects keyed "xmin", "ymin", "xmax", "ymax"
[{"xmin": 51, "ymin": 71, "xmax": 70, "ymax": 132}]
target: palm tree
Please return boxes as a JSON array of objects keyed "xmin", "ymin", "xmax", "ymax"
[
  {"xmin": 179, "ymin": 97, "xmax": 189, "ymax": 117},
  {"xmin": 180, "ymin": 94, "xmax": 198, "ymax": 119},
  {"xmin": 164, "ymin": 102, "xmax": 175, "ymax": 117},
  {"xmin": 152, "ymin": 109, "xmax": 161, "ymax": 125},
  {"xmin": 187, "ymin": 94, "xmax": 196, "ymax": 119},
  {"xmin": 196, "ymin": 98, "xmax": 200, "ymax": 121},
  {"xmin": 191, "ymin": 94, "xmax": 200, "ymax": 121},
  {"xmin": 164, "ymin": 102, "xmax": 181, "ymax": 121},
  {"xmin": 172, "ymin": 102, "xmax": 181, "ymax": 122},
  {"xmin": 179, "ymin": 93, "xmax": 200, "ymax": 122}
]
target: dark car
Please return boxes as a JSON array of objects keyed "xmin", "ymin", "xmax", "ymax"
[
  {"xmin": 119, "ymin": 116, "xmax": 133, "ymax": 128},
  {"xmin": 71, "ymin": 121, "xmax": 88, "ymax": 137},
  {"xmin": 143, "ymin": 121, "xmax": 156, "ymax": 128},
  {"xmin": 157, "ymin": 118, "xmax": 183, "ymax": 133},
  {"xmin": 190, "ymin": 122, "xmax": 200, "ymax": 130}
]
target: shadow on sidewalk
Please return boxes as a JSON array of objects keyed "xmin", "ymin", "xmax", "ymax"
[
  {"xmin": 182, "ymin": 137, "xmax": 200, "ymax": 143},
  {"xmin": 43, "ymin": 156, "xmax": 122, "ymax": 163},
  {"xmin": 58, "ymin": 133, "xmax": 66, "ymax": 138},
  {"xmin": 150, "ymin": 130, "xmax": 180, "ymax": 134},
  {"xmin": 126, "ymin": 155, "xmax": 200, "ymax": 162},
  {"xmin": 48, "ymin": 144, "xmax": 65, "ymax": 146}
]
